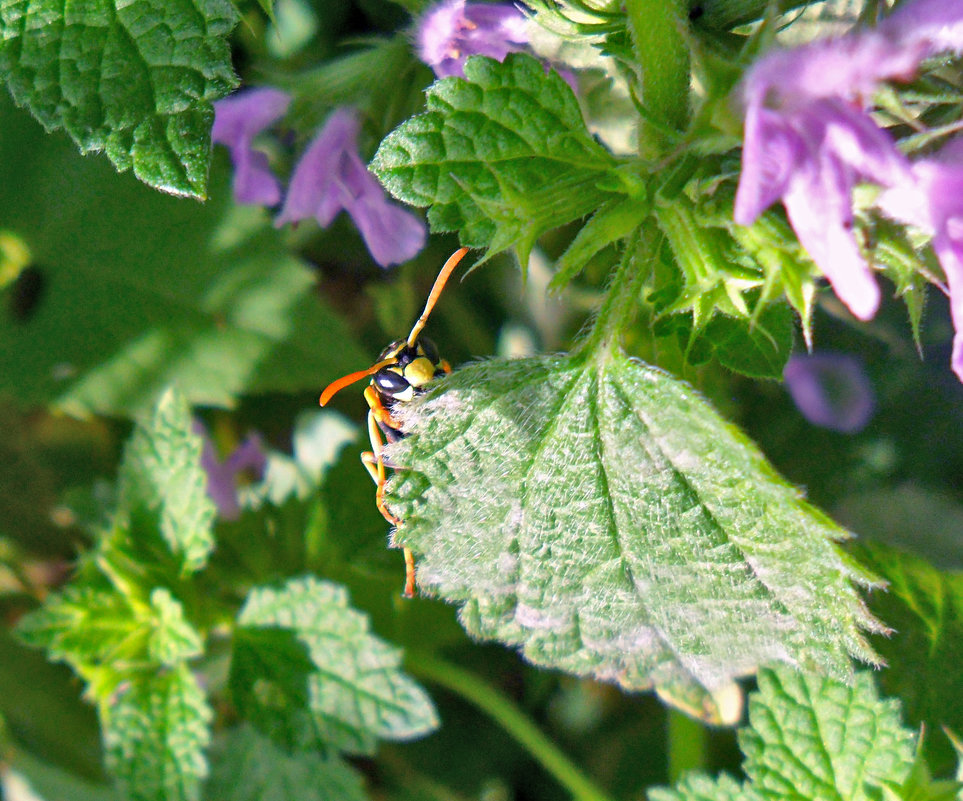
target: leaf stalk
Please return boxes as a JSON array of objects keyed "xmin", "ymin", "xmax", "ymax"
[
  {"xmin": 405, "ymin": 651, "xmax": 616, "ymax": 801},
  {"xmin": 577, "ymin": 224, "xmax": 658, "ymax": 357}
]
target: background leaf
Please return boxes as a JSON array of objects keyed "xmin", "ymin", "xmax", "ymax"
[
  {"xmin": 385, "ymin": 353, "xmax": 882, "ymax": 723},
  {"xmin": 0, "ymin": 97, "xmax": 367, "ymax": 418},
  {"xmin": 0, "ymin": 0, "xmax": 238, "ymax": 198},
  {"xmin": 205, "ymin": 724, "xmax": 368, "ymax": 801},
  {"xmin": 372, "ymin": 53, "xmax": 625, "ymax": 265},
  {"xmin": 667, "ymin": 303, "xmax": 796, "ymax": 380},
  {"xmin": 650, "ymin": 666, "xmax": 917, "ymax": 801},
  {"xmin": 232, "ymin": 576, "xmax": 438, "ymax": 754},
  {"xmin": 15, "ymin": 390, "xmax": 213, "ymax": 801},
  {"xmin": 102, "ymin": 666, "xmax": 213, "ymax": 801},
  {"xmin": 852, "ymin": 542, "xmax": 963, "ymax": 774},
  {"xmin": 118, "ymin": 389, "xmax": 216, "ymax": 574}
]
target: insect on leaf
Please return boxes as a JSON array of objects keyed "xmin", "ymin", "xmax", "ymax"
[{"xmin": 385, "ymin": 352, "xmax": 884, "ymax": 723}]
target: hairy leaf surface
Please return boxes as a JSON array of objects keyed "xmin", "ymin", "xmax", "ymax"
[
  {"xmin": 233, "ymin": 576, "xmax": 438, "ymax": 754},
  {"xmin": 0, "ymin": 0, "xmax": 238, "ymax": 197},
  {"xmin": 650, "ymin": 666, "xmax": 916, "ymax": 801},
  {"xmin": 385, "ymin": 353, "xmax": 882, "ymax": 722},
  {"xmin": 372, "ymin": 53, "xmax": 626, "ymax": 264},
  {"xmin": 0, "ymin": 99, "xmax": 366, "ymax": 417}
]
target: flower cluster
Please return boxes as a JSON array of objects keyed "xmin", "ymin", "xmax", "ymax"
[
  {"xmin": 213, "ymin": 95, "xmax": 425, "ymax": 268},
  {"xmin": 212, "ymin": 0, "xmax": 538, "ymax": 268},
  {"xmin": 735, "ymin": 0, "xmax": 963, "ymax": 379}
]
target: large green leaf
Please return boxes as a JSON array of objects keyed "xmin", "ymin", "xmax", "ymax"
[
  {"xmin": 853, "ymin": 542, "xmax": 963, "ymax": 774},
  {"xmin": 232, "ymin": 576, "xmax": 438, "ymax": 755},
  {"xmin": 0, "ymin": 0, "xmax": 238, "ymax": 198},
  {"xmin": 372, "ymin": 53, "xmax": 628, "ymax": 265},
  {"xmin": 385, "ymin": 352, "xmax": 882, "ymax": 723},
  {"xmin": 650, "ymin": 666, "xmax": 916, "ymax": 801},
  {"xmin": 0, "ymin": 98, "xmax": 366, "ymax": 417},
  {"xmin": 205, "ymin": 725, "xmax": 367, "ymax": 801}
]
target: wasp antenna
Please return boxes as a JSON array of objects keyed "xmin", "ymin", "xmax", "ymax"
[
  {"xmin": 406, "ymin": 247, "xmax": 470, "ymax": 347},
  {"xmin": 320, "ymin": 358, "xmax": 396, "ymax": 406}
]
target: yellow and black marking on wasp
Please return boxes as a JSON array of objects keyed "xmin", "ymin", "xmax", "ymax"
[{"xmin": 319, "ymin": 247, "xmax": 470, "ymax": 597}]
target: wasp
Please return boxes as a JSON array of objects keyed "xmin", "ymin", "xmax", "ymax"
[{"xmin": 319, "ymin": 247, "xmax": 470, "ymax": 597}]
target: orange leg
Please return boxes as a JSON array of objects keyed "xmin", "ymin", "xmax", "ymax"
[
  {"xmin": 364, "ymin": 385, "xmax": 401, "ymax": 428},
  {"xmin": 362, "ymin": 409, "xmax": 417, "ymax": 598}
]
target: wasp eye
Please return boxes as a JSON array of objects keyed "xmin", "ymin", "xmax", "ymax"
[
  {"xmin": 419, "ymin": 336, "xmax": 440, "ymax": 365},
  {"xmin": 374, "ymin": 369, "xmax": 411, "ymax": 397}
]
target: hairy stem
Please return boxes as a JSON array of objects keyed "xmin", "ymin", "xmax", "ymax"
[
  {"xmin": 405, "ymin": 652, "xmax": 616, "ymax": 801},
  {"xmin": 577, "ymin": 224, "xmax": 659, "ymax": 357},
  {"xmin": 625, "ymin": 0, "xmax": 689, "ymax": 156}
]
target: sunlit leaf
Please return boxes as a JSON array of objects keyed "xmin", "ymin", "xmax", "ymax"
[
  {"xmin": 0, "ymin": 0, "xmax": 238, "ymax": 197},
  {"xmin": 372, "ymin": 53, "xmax": 626, "ymax": 266},
  {"xmin": 386, "ymin": 352, "xmax": 882, "ymax": 722},
  {"xmin": 232, "ymin": 576, "xmax": 438, "ymax": 754},
  {"xmin": 650, "ymin": 666, "xmax": 916, "ymax": 801}
]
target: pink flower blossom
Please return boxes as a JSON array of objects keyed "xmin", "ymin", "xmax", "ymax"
[
  {"xmin": 275, "ymin": 108, "xmax": 426, "ymax": 268},
  {"xmin": 735, "ymin": 0, "xmax": 963, "ymax": 321},
  {"xmin": 878, "ymin": 139, "xmax": 963, "ymax": 381},
  {"xmin": 212, "ymin": 88, "xmax": 291, "ymax": 206},
  {"xmin": 416, "ymin": 0, "xmax": 529, "ymax": 78}
]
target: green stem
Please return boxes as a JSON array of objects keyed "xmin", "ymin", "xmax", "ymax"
[
  {"xmin": 667, "ymin": 708, "xmax": 709, "ymax": 783},
  {"xmin": 405, "ymin": 652, "xmax": 616, "ymax": 801},
  {"xmin": 624, "ymin": 0, "xmax": 689, "ymax": 156},
  {"xmin": 576, "ymin": 224, "xmax": 658, "ymax": 358}
]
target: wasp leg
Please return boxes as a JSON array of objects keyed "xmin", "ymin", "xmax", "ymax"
[
  {"xmin": 440, "ymin": 359, "xmax": 452, "ymax": 374},
  {"xmin": 364, "ymin": 385, "xmax": 402, "ymax": 429},
  {"xmin": 363, "ymin": 411, "xmax": 416, "ymax": 598}
]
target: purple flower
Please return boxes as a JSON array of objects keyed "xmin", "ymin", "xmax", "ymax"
[
  {"xmin": 783, "ymin": 353, "xmax": 875, "ymax": 433},
  {"xmin": 879, "ymin": 139, "xmax": 963, "ymax": 381},
  {"xmin": 878, "ymin": 0, "xmax": 963, "ymax": 59},
  {"xmin": 416, "ymin": 0, "xmax": 529, "ymax": 78},
  {"xmin": 735, "ymin": 0, "xmax": 963, "ymax": 321},
  {"xmin": 275, "ymin": 108, "xmax": 426, "ymax": 268},
  {"xmin": 212, "ymin": 88, "xmax": 291, "ymax": 206},
  {"xmin": 194, "ymin": 422, "xmax": 268, "ymax": 521}
]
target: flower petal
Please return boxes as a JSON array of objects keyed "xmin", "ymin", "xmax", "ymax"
[
  {"xmin": 416, "ymin": 0, "xmax": 529, "ymax": 78},
  {"xmin": 339, "ymin": 153, "xmax": 427, "ymax": 267},
  {"xmin": 212, "ymin": 88, "xmax": 290, "ymax": 207},
  {"xmin": 275, "ymin": 108, "xmax": 361, "ymax": 228}
]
